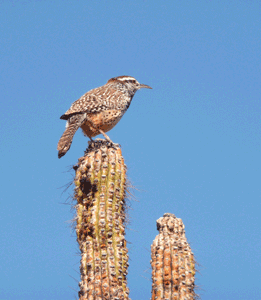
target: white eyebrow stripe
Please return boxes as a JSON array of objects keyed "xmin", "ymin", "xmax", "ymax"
[{"xmin": 117, "ymin": 77, "xmax": 136, "ymax": 81}]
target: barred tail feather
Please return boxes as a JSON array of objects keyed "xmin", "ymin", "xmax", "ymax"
[{"xmin": 57, "ymin": 114, "xmax": 85, "ymax": 158}]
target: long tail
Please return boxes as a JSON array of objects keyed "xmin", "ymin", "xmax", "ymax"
[{"xmin": 57, "ymin": 114, "xmax": 86, "ymax": 158}]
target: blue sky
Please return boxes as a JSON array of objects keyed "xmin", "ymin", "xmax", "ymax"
[{"xmin": 1, "ymin": 1, "xmax": 260, "ymax": 299}]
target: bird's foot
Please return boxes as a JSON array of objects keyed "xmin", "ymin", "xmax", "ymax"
[
  {"xmin": 98, "ymin": 130, "xmax": 113, "ymax": 143},
  {"xmin": 92, "ymin": 137, "xmax": 121, "ymax": 149},
  {"xmin": 97, "ymin": 130, "xmax": 120, "ymax": 148},
  {"xmin": 88, "ymin": 137, "xmax": 94, "ymax": 146}
]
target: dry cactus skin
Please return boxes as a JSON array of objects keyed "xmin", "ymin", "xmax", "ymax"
[
  {"xmin": 151, "ymin": 213, "xmax": 196, "ymax": 300},
  {"xmin": 74, "ymin": 140, "xmax": 129, "ymax": 300}
]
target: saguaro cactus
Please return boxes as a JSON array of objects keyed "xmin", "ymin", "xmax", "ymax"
[
  {"xmin": 150, "ymin": 213, "xmax": 196, "ymax": 300},
  {"xmin": 74, "ymin": 140, "xmax": 129, "ymax": 300},
  {"xmin": 72, "ymin": 141, "xmax": 196, "ymax": 300}
]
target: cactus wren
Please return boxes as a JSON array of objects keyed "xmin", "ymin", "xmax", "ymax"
[{"xmin": 57, "ymin": 75, "xmax": 152, "ymax": 158}]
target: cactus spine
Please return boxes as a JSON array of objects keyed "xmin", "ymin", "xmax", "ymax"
[
  {"xmin": 74, "ymin": 141, "xmax": 129, "ymax": 300},
  {"xmin": 151, "ymin": 213, "xmax": 196, "ymax": 300}
]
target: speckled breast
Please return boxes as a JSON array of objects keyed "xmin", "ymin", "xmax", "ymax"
[{"xmin": 81, "ymin": 110, "xmax": 124, "ymax": 138}]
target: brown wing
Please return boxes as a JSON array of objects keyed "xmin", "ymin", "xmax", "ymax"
[{"xmin": 60, "ymin": 85, "xmax": 126, "ymax": 120}]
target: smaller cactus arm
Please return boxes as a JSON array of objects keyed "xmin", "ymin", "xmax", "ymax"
[{"xmin": 150, "ymin": 213, "xmax": 197, "ymax": 300}]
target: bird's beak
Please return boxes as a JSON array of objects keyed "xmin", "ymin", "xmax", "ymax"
[{"xmin": 139, "ymin": 83, "xmax": 152, "ymax": 89}]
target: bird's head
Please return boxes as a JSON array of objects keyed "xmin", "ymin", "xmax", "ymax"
[{"xmin": 107, "ymin": 75, "xmax": 152, "ymax": 93}]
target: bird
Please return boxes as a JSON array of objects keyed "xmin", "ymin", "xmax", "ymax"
[{"xmin": 57, "ymin": 75, "xmax": 152, "ymax": 158}]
